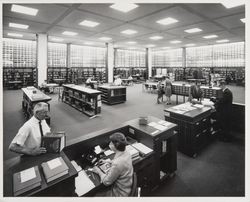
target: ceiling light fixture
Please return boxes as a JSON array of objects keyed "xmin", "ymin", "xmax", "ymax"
[
  {"xmin": 170, "ymin": 40, "xmax": 181, "ymax": 44},
  {"xmin": 146, "ymin": 44, "xmax": 155, "ymax": 48},
  {"xmin": 11, "ymin": 4, "xmax": 38, "ymax": 16},
  {"xmin": 240, "ymin": 18, "xmax": 245, "ymax": 23},
  {"xmin": 84, "ymin": 42, "xmax": 94, "ymax": 45},
  {"xmin": 184, "ymin": 28, "xmax": 202, "ymax": 33},
  {"xmin": 127, "ymin": 41, "xmax": 137, "ymax": 44},
  {"xmin": 62, "ymin": 31, "xmax": 78, "ymax": 36},
  {"xmin": 156, "ymin": 17, "xmax": 178, "ymax": 25},
  {"xmin": 216, "ymin": 39, "xmax": 229, "ymax": 43},
  {"xmin": 150, "ymin": 36, "xmax": 163, "ymax": 40},
  {"xmin": 121, "ymin": 29, "xmax": 137, "ymax": 35},
  {"xmin": 221, "ymin": 2, "xmax": 244, "ymax": 9},
  {"xmin": 110, "ymin": 3, "xmax": 138, "ymax": 13},
  {"xmin": 203, "ymin": 34, "xmax": 218, "ymax": 39},
  {"xmin": 99, "ymin": 37, "xmax": 112, "ymax": 41},
  {"xmin": 50, "ymin": 37, "xmax": 64, "ymax": 42},
  {"xmin": 7, "ymin": 33, "xmax": 23, "ymax": 37},
  {"xmin": 185, "ymin": 43, "xmax": 196, "ymax": 47},
  {"xmin": 9, "ymin": 22, "xmax": 29, "ymax": 29},
  {"xmin": 79, "ymin": 20, "xmax": 100, "ymax": 27}
]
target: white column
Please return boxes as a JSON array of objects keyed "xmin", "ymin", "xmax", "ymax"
[
  {"xmin": 37, "ymin": 33, "xmax": 48, "ymax": 86},
  {"xmin": 106, "ymin": 43, "xmax": 114, "ymax": 83},
  {"xmin": 67, "ymin": 43, "xmax": 71, "ymax": 68},
  {"xmin": 146, "ymin": 48, "xmax": 152, "ymax": 79},
  {"xmin": 182, "ymin": 47, "xmax": 186, "ymax": 68}
]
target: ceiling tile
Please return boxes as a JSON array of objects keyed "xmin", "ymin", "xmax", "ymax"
[
  {"xmin": 3, "ymin": 29, "xmax": 36, "ymax": 40},
  {"xmin": 78, "ymin": 3, "xmax": 172, "ymax": 22},
  {"xmin": 132, "ymin": 6, "xmax": 203, "ymax": 31},
  {"xmin": 186, "ymin": 3, "xmax": 245, "ymax": 19},
  {"xmin": 214, "ymin": 13, "xmax": 245, "ymax": 29},
  {"xmin": 3, "ymin": 4, "xmax": 69, "ymax": 24},
  {"xmin": 57, "ymin": 10, "xmax": 124, "ymax": 33}
]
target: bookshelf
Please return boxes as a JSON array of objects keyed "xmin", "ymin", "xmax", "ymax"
[
  {"xmin": 47, "ymin": 67, "xmax": 69, "ymax": 84},
  {"xmin": 97, "ymin": 85, "xmax": 126, "ymax": 105},
  {"xmin": 63, "ymin": 84, "xmax": 102, "ymax": 117}
]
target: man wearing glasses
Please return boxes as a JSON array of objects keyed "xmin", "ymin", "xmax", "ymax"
[{"xmin": 9, "ymin": 102, "xmax": 50, "ymax": 156}]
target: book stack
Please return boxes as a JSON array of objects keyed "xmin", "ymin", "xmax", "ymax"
[
  {"xmin": 126, "ymin": 145, "xmax": 140, "ymax": 161},
  {"xmin": 13, "ymin": 166, "xmax": 42, "ymax": 196},
  {"xmin": 41, "ymin": 132, "xmax": 65, "ymax": 153},
  {"xmin": 41, "ymin": 157, "xmax": 69, "ymax": 183},
  {"xmin": 131, "ymin": 143, "xmax": 153, "ymax": 156}
]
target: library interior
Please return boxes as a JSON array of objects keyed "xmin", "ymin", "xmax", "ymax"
[{"xmin": 1, "ymin": 2, "xmax": 247, "ymax": 199}]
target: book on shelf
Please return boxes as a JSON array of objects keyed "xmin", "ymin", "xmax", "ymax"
[
  {"xmin": 13, "ymin": 166, "xmax": 42, "ymax": 196},
  {"xmin": 41, "ymin": 132, "xmax": 66, "ymax": 153},
  {"xmin": 41, "ymin": 157, "xmax": 69, "ymax": 183}
]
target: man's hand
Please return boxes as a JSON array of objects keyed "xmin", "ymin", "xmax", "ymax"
[{"xmin": 30, "ymin": 147, "xmax": 47, "ymax": 156}]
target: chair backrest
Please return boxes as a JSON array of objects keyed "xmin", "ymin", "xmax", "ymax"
[{"xmin": 129, "ymin": 172, "xmax": 138, "ymax": 197}]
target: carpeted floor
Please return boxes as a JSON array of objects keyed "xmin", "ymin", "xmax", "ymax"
[{"xmin": 2, "ymin": 83, "xmax": 245, "ymax": 196}]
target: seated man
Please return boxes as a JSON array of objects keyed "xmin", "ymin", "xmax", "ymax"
[
  {"xmin": 92, "ymin": 132, "xmax": 133, "ymax": 197},
  {"xmin": 114, "ymin": 76, "xmax": 122, "ymax": 86},
  {"xmin": 86, "ymin": 77, "xmax": 95, "ymax": 89},
  {"xmin": 9, "ymin": 102, "xmax": 50, "ymax": 156}
]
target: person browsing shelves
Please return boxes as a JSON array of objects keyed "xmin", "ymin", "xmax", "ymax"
[
  {"xmin": 92, "ymin": 132, "xmax": 133, "ymax": 196},
  {"xmin": 86, "ymin": 76, "xmax": 95, "ymax": 89},
  {"xmin": 189, "ymin": 81, "xmax": 203, "ymax": 103},
  {"xmin": 9, "ymin": 102, "xmax": 50, "ymax": 156}
]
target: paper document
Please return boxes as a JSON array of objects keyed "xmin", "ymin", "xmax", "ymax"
[
  {"xmin": 159, "ymin": 121, "xmax": 173, "ymax": 128},
  {"xmin": 71, "ymin": 160, "xmax": 82, "ymax": 172},
  {"xmin": 94, "ymin": 145, "xmax": 102, "ymax": 154},
  {"xmin": 132, "ymin": 143, "xmax": 153, "ymax": 155},
  {"xmin": 153, "ymin": 124, "xmax": 167, "ymax": 131},
  {"xmin": 158, "ymin": 120, "xmax": 167, "ymax": 125},
  {"xmin": 148, "ymin": 122, "xmax": 157, "ymax": 127},
  {"xmin": 47, "ymin": 158, "xmax": 62, "ymax": 170},
  {"xmin": 20, "ymin": 167, "xmax": 36, "ymax": 183},
  {"xmin": 104, "ymin": 149, "xmax": 114, "ymax": 156},
  {"xmin": 75, "ymin": 170, "xmax": 95, "ymax": 196}
]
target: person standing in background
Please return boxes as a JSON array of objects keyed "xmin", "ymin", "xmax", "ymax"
[
  {"xmin": 164, "ymin": 76, "xmax": 172, "ymax": 105},
  {"xmin": 157, "ymin": 80, "xmax": 164, "ymax": 104}
]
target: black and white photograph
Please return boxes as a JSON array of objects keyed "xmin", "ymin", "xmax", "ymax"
[{"xmin": 0, "ymin": 0, "xmax": 248, "ymax": 201}]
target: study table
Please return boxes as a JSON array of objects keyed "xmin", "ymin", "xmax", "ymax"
[
  {"xmin": 4, "ymin": 116, "xmax": 177, "ymax": 197},
  {"xmin": 164, "ymin": 101, "xmax": 214, "ymax": 157},
  {"xmin": 22, "ymin": 87, "xmax": 52, "ymax": 124}
]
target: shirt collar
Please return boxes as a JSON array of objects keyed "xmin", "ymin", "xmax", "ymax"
[
  {"xmin": 114, "ymin": 150, "xmax": 125, "ymax": 159},
  {"xmin": 32, "ymin": 116, "xmax": 41, "ymax": 123}
]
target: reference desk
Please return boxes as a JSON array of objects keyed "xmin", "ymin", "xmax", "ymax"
[
  {"xmin": 164, "ymin": 102, "xmax": 213, "ymax": 157},
  {"xmin": 4, "ymin": 152, "xmax": 78, "ymax": 196},
  {"xmin": 97, "ymin": 85, "xmax": 126, "ymax": 105},
  {"xmin": 63, "ymin": 116, "xmax": 178, "ymax": 196},
  {"xmin": 22, "ymin": 87, "xmax": 52, "ymax": 124},
  {"xmin": 63, "ymin": 84, "xmax": 102, "ymax": 117}
]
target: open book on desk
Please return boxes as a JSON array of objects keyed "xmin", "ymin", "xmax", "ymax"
[{"xmin": 75, "ymin": 170, "xmax": 95, "ymax": 196}]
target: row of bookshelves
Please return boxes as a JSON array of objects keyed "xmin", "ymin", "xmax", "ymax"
[
  {"xmin": 114, "ymin": 67, "xmax": 148, "ymax": 80},
  {"xmin": 3, "ymin": 67, "xmax": 37, "ymax": 88}
]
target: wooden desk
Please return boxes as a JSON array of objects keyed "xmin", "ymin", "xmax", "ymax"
[
  {"xmin": 4, "ymin": 152, "xmax": 78, "ymax": 196},
  {"xmin": 63, "ymin": 84, "xmax": 102, "ymax": 117},
  {"xmin": 121, "ymin": 78, "xmax": 133, "ymax": 86},
  {"xmin": 64, "ymin": 116, "xmax": 177, "ymax": 196},
  {"xmin": 22, "ymin": 87, "xmax": 52, "ymax": 123},
  {"xmin": 53, "ymin": 78, "xmax": 66, "ymax": 86},
  {"xmin": 44, "ymin": 83, "xmax": 59, "ymax": 93},
  {"xmin": 164, "ymin": 102, "xmax": 213, "ymax": 157},
  {"xmin": 97, "ymin": 85, "xmax": 126, "ymax": 105}
]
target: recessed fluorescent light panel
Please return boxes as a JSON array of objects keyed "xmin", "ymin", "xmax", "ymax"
[
  {"xmin": 127, "ymin": 41, "xmax": 137, "ymax": 44},
  {"xmin": 221, "ymin": 2, "xmax": 244, "ymax": 9},
  {"xmin": 121, "ymin": 29, "xmax": 137, "ymax": 35},
  {"xmin": 156, "ymin": 17, "xmax": 178, "ymax": 25},
  {"xmin": 9, "ymin": 22, "xmax": 29, "ymax": 29},
  {"xmin": 84, "ymin": 42, "xmax": 94, "ymax": 45},
  {"xmin": 51, "ymin": 37, "xmax": 64, "ymax": 42},
  {"xmin": 203, "ymin": 35, "xmax": 218, "ymax": 39},
  {"xmin": 146, "ymin": 44, "xmax": 155, "ymax": 48},
  {"xmin": 110, "ymin": 3, "xmax": 138, "ymax": 13},
  {"xmin": 216, "ymin": 39, "xmax": 229, "ymax": 43},
  {"xmin": 162, "ymin": 46, "xmax": 170, "ymax": 49},
  {"xmin": 150, "ymin": 36, "xmax": 163, "ymax": 40},
  {"xmin": 99, "ymin": 37, "xmax": 112, "ymax": 41},
  {"xmin": 170, "ymin": 40, "xmax": 181, "ymax": 44},
  {"xmin": 240, "ymin": 18, "xmax": 245, "ymax": 23},
  {"xmin": 184, "ymin": 28, "xmax": 202, "ymax": 33},
  {"xmin": 79, "ymin": 20, "xmax": 100, "ymax": 27},
  {"xmin": 185, "ymin": 43, "xmax": 196, "ymax": 47},
  {"xmin": 62, "ymin": 31, "xmax": 77, "ymax": 36},
  {"xmin": 11, "ymin": 4, "xmax": 38, "ymax": 16},
  {"xmin": 7, "ymin": 33, "xmax": 23, "ymax": 37}
]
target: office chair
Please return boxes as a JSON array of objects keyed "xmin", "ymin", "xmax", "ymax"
[{"xmin": 129, "ymin": 172, "xmax": 141, "ymax": 197}]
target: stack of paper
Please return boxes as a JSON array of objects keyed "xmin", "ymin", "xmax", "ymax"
[
  {"xmin": 126, "ymin": 145, "xmax": 140, "ymax": 161},
  {"xmin": 71, "ymin": 160, "xmax": 82, "ymax": 172},
  {"xmin": 132, "ymin": 143, "xmax": 153, "ymax": 155},
  {"xmin": 148, "ymin": 122, "xmax": 168, "ymax": 131},
  {"xmin": 158, "ymin": 120, "xmax": 173, "ymax": 128},
  {"xmin": 75, "ymin": 170, "xmax": 95, "ymax": 196}
]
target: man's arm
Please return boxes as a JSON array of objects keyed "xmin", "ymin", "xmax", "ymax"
[{"xmin": 9, "ymin": 143, "xmax": 46, "ymax": 156}]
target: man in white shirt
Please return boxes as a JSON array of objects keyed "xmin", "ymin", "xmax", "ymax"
[
  {"xmin": 9, "ymin": 102, "xmax": 51, "ymax": 156},
  {"xmin": 86, "ymin": 76, "xmax": 95, "ymax": 89},
  {"xmin": 114, "ymin": 76, "xmax": 122, "ymax": 86}
]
